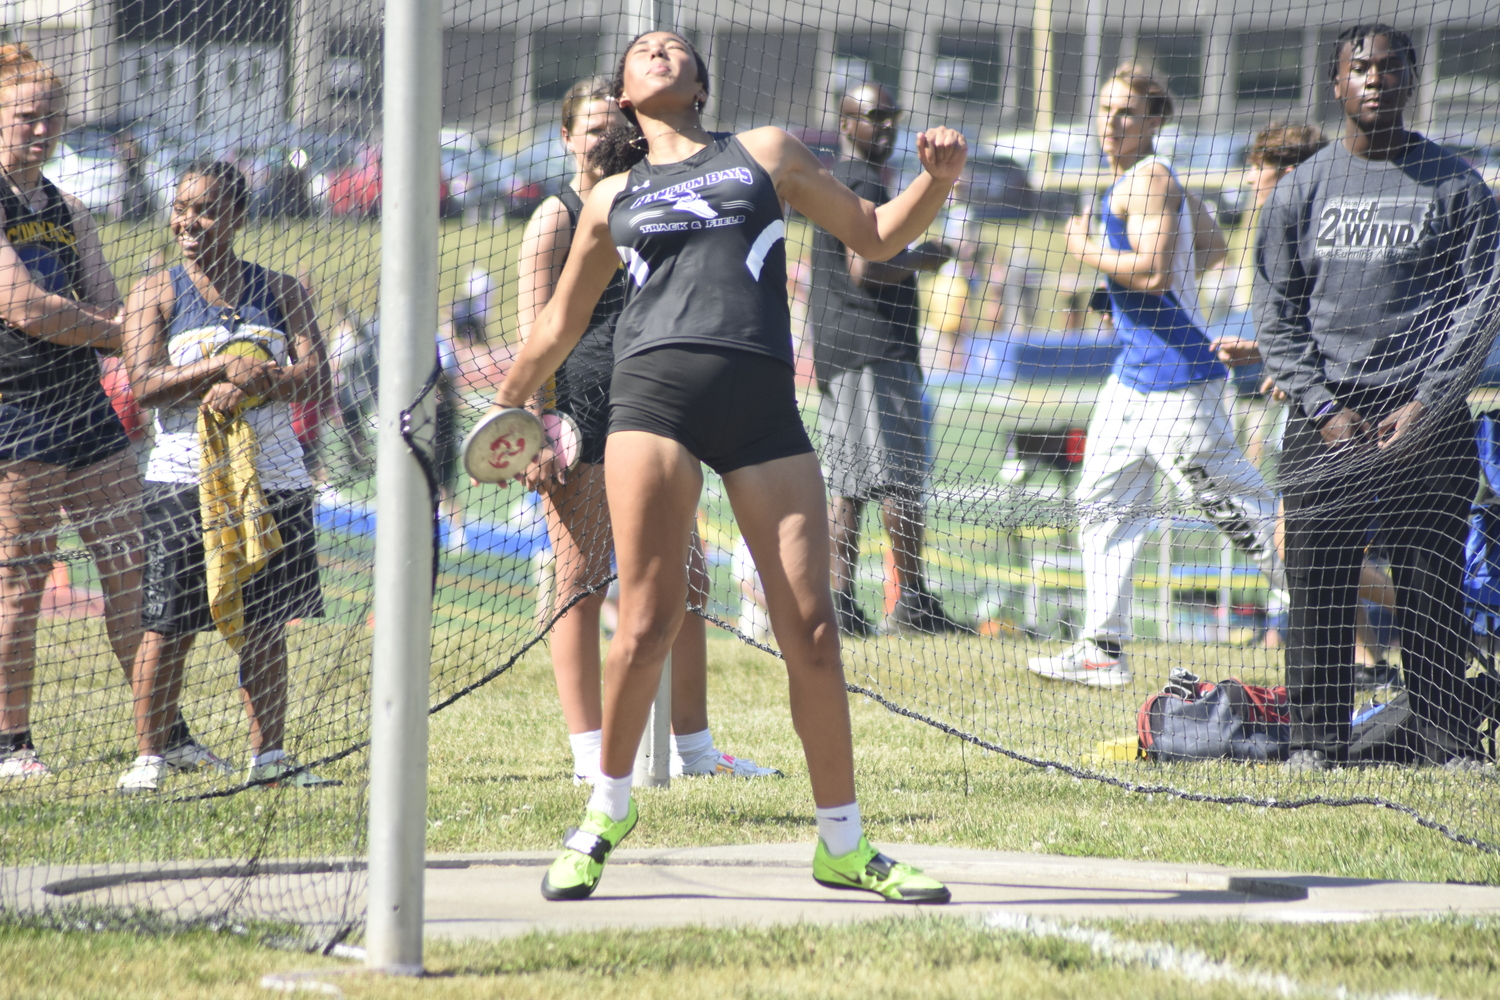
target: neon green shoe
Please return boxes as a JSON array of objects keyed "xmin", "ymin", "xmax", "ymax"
[
  {"xmin": 812, "ymin": 836, "xmax": 951, "ymax": 904},
  {"xmin": 541, "ymin": 798, "xmax": 638, "ymax": 901}
]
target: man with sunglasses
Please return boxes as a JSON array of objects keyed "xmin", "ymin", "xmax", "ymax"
[
  {"xmin": 808, "ymin": 83, "xmax": 962, "ymax": 636},
  {"xmin": 1255, "ymin": 25, "xmax": 1500, "ymax": 770}
]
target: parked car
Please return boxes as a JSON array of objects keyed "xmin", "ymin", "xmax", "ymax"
[
  {"xmin": 441, "ymin": 145, "xmax": 510, "ymax": 218},
  {"xmin": 498, "ymin": 133, "xmax": 572, "ymax": 218},
  {"xmin": 326, "ymin": 144, "xmax": 450, "ymax": 219}
]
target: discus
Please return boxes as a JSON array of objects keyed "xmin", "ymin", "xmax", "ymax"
[
  {"xmin": 213, "ymin": 337, "xmax": 276, "ymax": 410},
  {"xmin": 462, "ymin": 408, "xmax": 546, "ymax": 484},
  {"xmin": 541, "ymin": 410, "xmax": 582, "ymax": 477}
]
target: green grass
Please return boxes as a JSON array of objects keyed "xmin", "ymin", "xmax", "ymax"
[
  {"xmin": 6, "ymin": 914, "xmax": 1500, "ymax": 999},
  {"xmin": 6, "ymin": 625, "xmax": 1499, "ymax": 882}
]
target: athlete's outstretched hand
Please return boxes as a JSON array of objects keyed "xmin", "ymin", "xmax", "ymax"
[{"xmin": 916, "ymin": 128, "xmax": 968, "ymax": 185}]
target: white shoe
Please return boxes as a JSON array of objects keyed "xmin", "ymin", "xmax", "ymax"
[
  {"xmin": 1027, "ymin": 640, "xmax": 1132, "ymax": 688},
  {"xmin": 0, "ymin": 747, "xmax": 50, "ymax": 778},
  {"xmin": 672, "ymin": 750, "xmax": 783, "ymax": 778},
  {"xmin": 250, "ymin": 752, "xmax": 341, "ymax": 788},
  {"xmin": 117, "ymin": 755, "xmax": 166, "ymax": 793},
  {"xmin": 163, "ymin": 740, "xmax": 234, "ymax": 775}
]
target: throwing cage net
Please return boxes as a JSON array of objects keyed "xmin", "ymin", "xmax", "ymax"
[{"xmin": 3, "ymin": 0, "xmax": 1499, "ymax": 948}]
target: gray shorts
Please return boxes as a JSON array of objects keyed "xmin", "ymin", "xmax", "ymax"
[{"xmin": 817, "ymin": 360, "xmax": 929, "ymax": 500}]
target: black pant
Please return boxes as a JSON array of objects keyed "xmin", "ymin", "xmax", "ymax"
[{"xmin": 1280, "ymin": 405, "xmax": 1479, "ymax": 760}]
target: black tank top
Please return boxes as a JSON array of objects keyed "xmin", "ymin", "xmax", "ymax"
[
  {"xmin": 0, "ymin": 178, "xmax": 101, "ymax": 406},
  {"xmin": 554, "ymin": 185, "xmax": 623, "ymax": 377},
  {"xmin": 608, "ymin": 135, "xmax": 791, "ymax": 366}
]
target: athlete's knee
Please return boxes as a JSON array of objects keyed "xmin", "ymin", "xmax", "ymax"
[{"xmin": 611, "ymin": 605, "xmax": 685, "ymax": 662}]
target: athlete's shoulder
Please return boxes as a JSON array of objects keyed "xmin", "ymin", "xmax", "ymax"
[
  {"xmin": 736, "ymin": 125, "xmax": 802, "ymax": 159},
  {"xmin": 591, "ymin": 172, "xmax": 632, "ymax": 212}
]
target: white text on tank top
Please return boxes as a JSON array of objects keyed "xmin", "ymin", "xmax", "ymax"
[
  {"xmin": 608, "ymin": 136, "xmax": 793, "ymax": 365},
  {"xmin": 145, "ymin": 319, "xmax": 311, "ymax": 489}
]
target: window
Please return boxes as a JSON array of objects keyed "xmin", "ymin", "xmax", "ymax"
[
  {"xmin": 1236, "ymin": 29, "xmax": 1302, "ymax": 101},
  {"xmin": 1438, "ymin": 28, "xmax": 1500, "ymax": 81},
  {"xmin": 936, "ymin": 34, "xmax": 1002, "ymax": 102},
  {"xmin": 532, "ymin": 26, "xmax": 602, "ymax": 103},
  {"xmin": 833, "ymin": 30, "xmax": 904, "ymax": 101},
  {"xmin": 1136, "ymin": 32, "xmax": 1203, "ymax": 101}
]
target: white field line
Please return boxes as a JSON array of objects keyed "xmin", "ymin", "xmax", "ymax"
[{"xmin": 984, "ymin": 912, "xmax": 1442, "ymax": 1000}]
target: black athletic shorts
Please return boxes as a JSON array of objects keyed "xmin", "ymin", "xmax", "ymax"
[
  {"xmin": 0, "ymin": 390, "xmax": 129, "ymax": 470},
  {"xmin": 609, "ymin": 345, "xmax": 814, "ymax": 475},
  {"xmin": 141, "ymin": 483, "xmax": 324, "ymax": 636},
  {"xmin": 553, "ymin": 357, "xmax": 611, "ymax": 467}
]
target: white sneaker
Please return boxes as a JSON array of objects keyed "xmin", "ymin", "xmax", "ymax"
[
  {"xmin": 249, "ymin": 753, "xmax": 341, "ymax": 788},
  {"xmin": 0, "ymin": 747, "xmax": 50, "ymax": 778},
  {"xmin": 672, "ymin": 750, "xmax": 783, "ymax": 778},
  {"xmin": 163, "ymin": 740, "xmax": 234, "ymax": 775},
  {"xmin": 1027, "ymin": 640, "xmax": 1132, "ymax": 688},
  {"xmin": 117, "ymin": 755, "xmax": 166, "ymax": 793}
]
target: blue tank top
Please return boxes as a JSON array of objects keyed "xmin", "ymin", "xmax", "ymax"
[
  {"xmin": 1100, "ymin": 159, "xmax": 1225, "ymax": 392},
  {"xmin": 146, "ymin": 261, "xmax": 309, "ymax": 488}
]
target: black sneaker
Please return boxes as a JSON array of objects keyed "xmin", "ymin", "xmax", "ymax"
[
  {"xmin": 883, "ymin": 589, "xmax": 972, "ymax": 635},
  {"xmin": 835, "ymin": 591, "xmax": 874, "ymax": 638}
]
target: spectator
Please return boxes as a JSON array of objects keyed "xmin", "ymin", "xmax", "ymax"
[
  {"xmin": 450, "ymin": 265, "xmax": 492, "ymax": 344},
  {"xmin": 807, "ymin": 82, "xmax": 963, "ymax": 635},
  {"xmin": 1028, "ymin": 65, "xmax": 1284, "ymax": 688},
  {"xmin": 0, "ymin": 45, "xmax": 157, "ymax": 779},
  {"xmin": 119, "ymin": 161, "xmax": 334, "ymax": 792},
  {"xmin": 1254, "ymin": 25, "xmax": 1500, "ymax": 769}
]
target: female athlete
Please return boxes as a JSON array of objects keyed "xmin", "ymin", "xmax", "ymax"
[
  {"xmin": 489, "ymin": 32, "xmax": 966, "ymax": 902},
  {"xmin": 517, "ymin": 75, "xmax": 775, "ymax": 783}
]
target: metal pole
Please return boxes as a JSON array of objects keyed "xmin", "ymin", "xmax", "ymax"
[
  {"xmin": 366, "ymin": 0, "xmax": 439, "ymax": 976},
  {"xmin": 1082, "ymin": 0, "xmax": 1102, "ymax": 126},
  {"xmin": 634, "ymin": 654, "xmax": 672, "ymax": 787},
  {"xmin": 1032, "ymin": 0, "xmax": 1055, "ymax": 135}
]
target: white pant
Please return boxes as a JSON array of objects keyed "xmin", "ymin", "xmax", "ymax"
[{"xmin": 1077, "ymin": 378, "xmax": 1281, "ymax": 642}]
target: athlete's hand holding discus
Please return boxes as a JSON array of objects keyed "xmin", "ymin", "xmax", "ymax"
[{"xmin": 495, "ymin": 31, "xmax": 960, "ymax": 905}]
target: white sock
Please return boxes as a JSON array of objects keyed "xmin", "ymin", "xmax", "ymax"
[
  {"xmin": 251, "ymin": 748, "xmax": 286, "ymax": 769},
  {"xmin": 815, "ymin": 801, "xmax": 863, "ymax": 857},
  {"xmin": 569, "ymin": 729, "xmax": 603, "ymax": 781},
  {"xmin": 587, "ymin": 770, "xmax": 633, "ymax": 822},
  {"xmin": 670, "ymin": 727, "xmax": 714, "ymax": 766}
]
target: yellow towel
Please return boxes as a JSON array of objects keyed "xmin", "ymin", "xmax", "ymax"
[{"xmin": 198, "ymin": 407, "xmax": 283, "ymax": 651}]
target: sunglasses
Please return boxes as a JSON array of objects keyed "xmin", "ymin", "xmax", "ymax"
[{"xmin": 849, "ymin": 108, "xmax": 902, "ymax": 126}]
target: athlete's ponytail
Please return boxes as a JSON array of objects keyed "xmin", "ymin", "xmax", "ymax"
[
  {"xmin": 589, "ymin": 31, "xmax": 709, "ymax": 177},
  {"xmin": 0, "ymin": 43, "xmax": 63, "ymax": 99}
]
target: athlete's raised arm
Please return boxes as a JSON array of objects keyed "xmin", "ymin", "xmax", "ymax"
[
  {"xmin": 738, "ymin": 126, "xmax": 966, "ymax": 261},
  {"xmin": 494, "ymin": 172, "xmax": 629, "ymax": 409}
]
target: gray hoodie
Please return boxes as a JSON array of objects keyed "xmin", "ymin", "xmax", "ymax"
[{"xmin": 1253, "ymin": 135, "xmax": 1500, "ymax": 422}]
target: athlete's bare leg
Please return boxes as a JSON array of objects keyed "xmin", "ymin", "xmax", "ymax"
[
  {"xmin": 64, "ymin": 449, "xmax": 145, "ymax": 683},
  {"xmin": 543, "ymin": 460, "xmax": 714, "ymax": 738},
  {"xmin": 596, "ymin": 431, "xmax": 701, "ymax": 779},
  {"xmin": 131, "ymin": 631, "xmax": 193, "ymax": 756},
  {"xmin": 541, "ymin": 462, "xmax": 612, "ymax": 734},
  {"xmin": 0, "ymin": 459, "xmax": 62, "ymax": 736},
  {"xmin": 880, "ymin": 486, "xmax": 926, "ymax": 593},
  {"xmin": 239, "ymin": 623, "xmax": 288, "ymax": 755},
  {"xmin": 723, "ymin": 452, "xmax": 854, "ymax": 808}
]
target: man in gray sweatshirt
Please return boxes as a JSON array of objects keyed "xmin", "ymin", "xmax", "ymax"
[{"xmin": 1254, "ymin": 24, "xmax": 1500, "ymax": 769}]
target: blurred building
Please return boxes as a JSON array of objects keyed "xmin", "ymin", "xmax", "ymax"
[{"xmin": 6, "ymin": 0, "xmax": 1500, "ymax": 139}]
